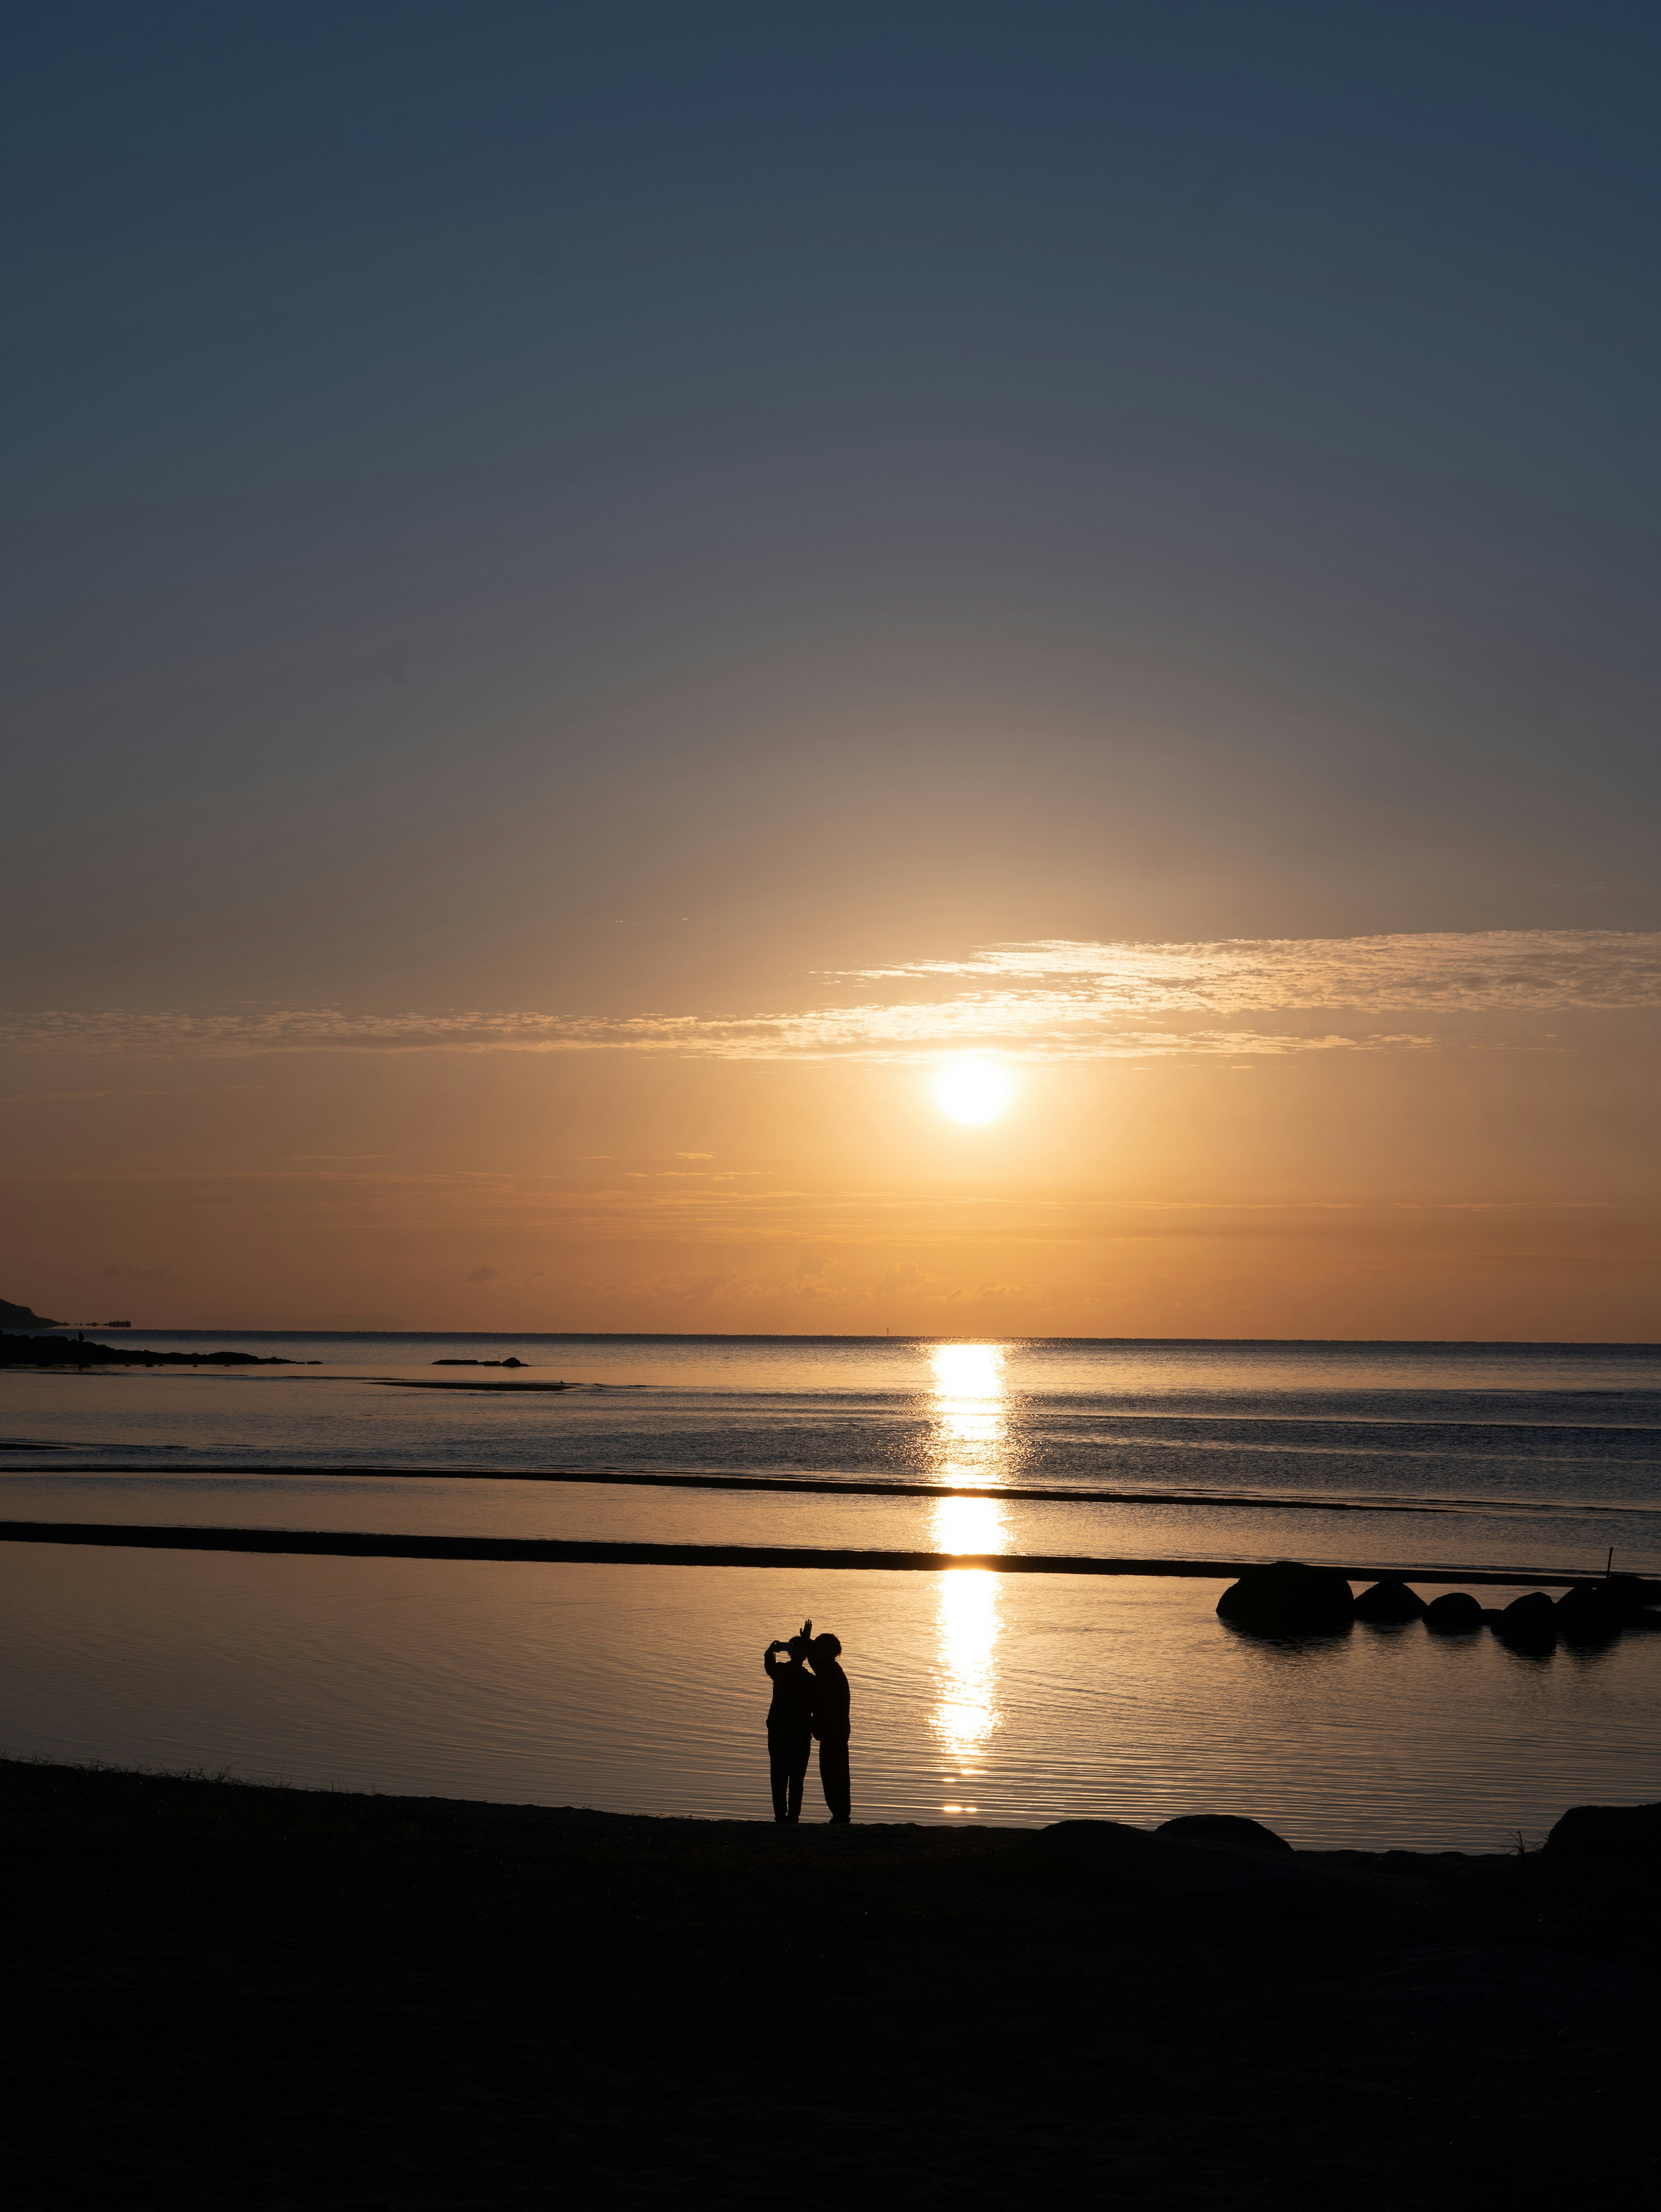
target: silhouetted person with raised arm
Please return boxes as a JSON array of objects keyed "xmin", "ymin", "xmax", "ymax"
[
  {"xmin": 763, "ymin": 1623, "xmax": 815, "ymax": 1823},
  {"xmin": 805, "ymin": 1631, "xmax": 852, "ymax": 1823}
]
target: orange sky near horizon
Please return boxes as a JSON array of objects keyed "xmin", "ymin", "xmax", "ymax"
[{"xmin": 5, "ymin": 954, "xmax": 1657, "ymax": 1338}]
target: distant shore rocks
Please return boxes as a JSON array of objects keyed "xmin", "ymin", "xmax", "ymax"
[
  {"xmin": 1216, "ymin": 1562, "xmax": 1356, "ymax": 1636},
  {"xmin": 1353, "ymin": 1578, "xmax": 1427, "ymax": 1623},
  {"xmin": 1034, "ymin": 1818, "xmax": 1370, "ymax": 1910},
  {"xmin": 0, "ymin": 1333, "xmax": 316, "ymax": 1369}
]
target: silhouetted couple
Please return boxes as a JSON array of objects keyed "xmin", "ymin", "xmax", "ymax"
[{"xmin": 763, "ymin": 1621, "xmax": 851, "ymax": 1824}]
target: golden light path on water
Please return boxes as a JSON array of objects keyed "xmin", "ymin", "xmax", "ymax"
[{"xmin": 925, "ymin": 1343, "xmax": 1010, "ymax": 1812}]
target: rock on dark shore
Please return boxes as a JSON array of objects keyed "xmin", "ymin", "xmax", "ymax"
[
  {"xmin": 1216, "ymin": 1561, "xmax": 1356, "ymax": 1636},
  {"xmin": 1033, "ymin": 1818, "xmax": 1381, "ymax": 1910},
  {"xmin": 1156, "ymin": 1814, "xmax": 1293, "ymax": 1855},
  {"xmin": 1544, "ymin": 1802, "xmax": 1661, "ymax": 1877}
]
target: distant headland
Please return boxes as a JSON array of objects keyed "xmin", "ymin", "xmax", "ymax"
[
  {"xmin": 0, "ymin": 1336, "xmax": 314, "ymax": 1370},
  {"xmin": 0, "ymin": 1296, "xmax": 60, "ymax": 1330},
  {"xmin": 0, "ymin": 1299, "xmax": 314, "ymax": 1369}
]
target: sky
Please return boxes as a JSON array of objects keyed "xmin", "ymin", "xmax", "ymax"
[{"xmin": 3, "ymin": 1, "xmax": 1658, "ymax": 1338}]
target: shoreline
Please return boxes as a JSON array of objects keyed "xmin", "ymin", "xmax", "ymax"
[
  {"xmin": 8, "ymin": 1754, "xmax": 1657, "ymax": 2207},
  {"xmin": 0, "ymin": 1747, "xmax": 1538, "ymax": 1857}
]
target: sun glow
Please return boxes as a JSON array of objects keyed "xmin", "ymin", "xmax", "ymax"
[{"xmin": 933, "ymin": 1056, "xmax": 1015, "ymax": 1125}]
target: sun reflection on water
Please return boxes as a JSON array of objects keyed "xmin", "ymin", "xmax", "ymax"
[
  {"xmin": 926, "ymin": 1344, "xmax": 1010, "ymax": 1789},
  {"xmin": 931, "ymin": 1562, "xmax": 1003, "ymax": 1773},
  {"xmin": 925, "ymin": 1341, "xmax": 1009, "ymax": 1489}
]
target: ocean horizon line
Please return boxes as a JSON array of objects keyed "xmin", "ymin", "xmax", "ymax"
[{"xmin": 31, "ymin": 1328, "xmax": 1661, "ymax": 1349}]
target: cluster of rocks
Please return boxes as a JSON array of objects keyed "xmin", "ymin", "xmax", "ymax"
[
  {"xmin": 1217, "ymin": 1559, "xmax": 1661, "ymax": 1649},
  {"xmin": 1038, "ymin": 1799, "xmax": 1661, "ymax": 1906}
]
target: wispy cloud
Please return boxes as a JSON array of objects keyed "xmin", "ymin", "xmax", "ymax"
[
  {"xmin": 838, "ymin": 931, "xmax": 1661, "ymax": 1011},
  {"xmin": 0, "ymin": 1002, "xmax": 1426, "ymax": 1060},
  {"xmin": 2, "ymin": 932, "xmax": 1654, "ymax": 1063}
]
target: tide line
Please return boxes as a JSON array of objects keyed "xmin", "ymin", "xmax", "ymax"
[
  {"xmin": 0, "ymin": 1519, "xmax": 1590, "ymax": 1585},
  {"xmin": 6, "ymin": 1465, "xmax": 1472, "ymax": 1512},
  {"xmin": 20, "ymin": 1463, "xmax": 1661, "ymax": 1517}
]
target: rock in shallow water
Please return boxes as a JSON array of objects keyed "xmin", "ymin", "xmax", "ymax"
[
  {"xmin": 1353, "ymin": 1578, "xmax": 1426, "ymax": 1623},
  {"xmin": 1555, "ymin": 1582, "xmax": 1629, "ymax": 1644},
  {"xmin": 1497, "ymin": 1590, "xmax": 1558, "ymax": 1647},
  {"xmin": 1423, "ymin": 1591, "xmax": 1485, "ymax": 1634},
  {"xmin": 1215, "ymin": 1561, "xmax": 1355, "ymax": 1636}
]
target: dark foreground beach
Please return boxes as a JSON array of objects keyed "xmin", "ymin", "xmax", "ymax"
[{"xmin": 8, "ymin": 1758, "xmax": 1657, "ymax": 2209}]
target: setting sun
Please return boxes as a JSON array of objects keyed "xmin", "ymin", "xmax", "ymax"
[{"xmin": 933, "ymin": 1056, "xmax": 1016, "ymax": 1125}]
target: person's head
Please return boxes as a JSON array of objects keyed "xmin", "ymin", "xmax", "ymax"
[
  {"xmin": 812, "ymin": 1632, "xmax": 842, "ymax": 1663},
  {"xmin": 786, "ymin": 1634, "xmax": 809, "ymax": 1662}
]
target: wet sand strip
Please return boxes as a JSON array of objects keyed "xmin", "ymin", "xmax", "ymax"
[{"xmin": 0, "ymin": 1518, "xmax": 1583, "ymax": 1583}]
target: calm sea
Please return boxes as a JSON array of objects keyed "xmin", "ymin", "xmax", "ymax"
[{"xmin": 4, "ymin": 1334, "xmax": 1658, "ymax": 1845}]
